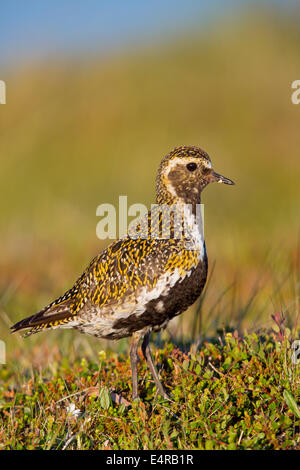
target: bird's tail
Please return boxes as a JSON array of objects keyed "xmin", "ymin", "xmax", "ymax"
[{"xmin": 11, "ymin": 297, "xmax": 75, "ymax": 337}]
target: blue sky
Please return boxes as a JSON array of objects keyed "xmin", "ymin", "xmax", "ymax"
[{"xmin": 0, "ymin": 0, "xmax": 296, "ymax": 67}]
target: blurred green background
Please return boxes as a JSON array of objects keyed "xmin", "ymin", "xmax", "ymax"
[{"xmin": 0, "ymin": 2, "xmax": 299, "ymax": 361}]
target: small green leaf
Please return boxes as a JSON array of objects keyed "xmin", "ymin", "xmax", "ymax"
[
  {"xmin": 205, "ymin": 439, "xmax": 214, "ymax": 450},
  {"xmin": 99, "ymin": 386, "xmax": 111, "ymax": 410},
  {"xmin": 283, "ymin": 390, "xmax": 300, "ymax": 419}
]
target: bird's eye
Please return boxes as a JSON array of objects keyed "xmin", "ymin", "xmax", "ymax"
[{"xmin": 186, "ymin": 162, "xmax": 197, "ymax": 172}]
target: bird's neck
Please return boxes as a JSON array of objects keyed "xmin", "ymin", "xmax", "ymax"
[
  {"xmin": 156, "ymin": 180, "xmax": 201, "ymax": 206},
  {"xmin": 156, "ymin": 185, "xmax": 201, "ymax": 214}
]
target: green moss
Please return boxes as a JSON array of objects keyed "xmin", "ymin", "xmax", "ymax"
[{"xmin": 0, "ymin": 329, "xmax": 299, "ymax": 450}]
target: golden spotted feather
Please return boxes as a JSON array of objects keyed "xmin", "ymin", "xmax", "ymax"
[{"xmin": 11, "ymin": 209, "xmax": 204, "ymax": 338}]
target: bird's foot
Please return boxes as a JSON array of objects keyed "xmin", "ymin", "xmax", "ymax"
[
  {"xmin": 132, "ymin": 393, "xmax": 140, "ymax": 402},
  {"xmin": 155, "ymin": 388, "xmax": 171, "ymax": 402}
]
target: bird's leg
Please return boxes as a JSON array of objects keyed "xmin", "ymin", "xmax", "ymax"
[
  {"xmin": 130, "ymin": 332, "xmax": 140, "ymax": 400},
  {"xmin": 141, "ymin": 332, "xmax": 169, "ymax": 399}
]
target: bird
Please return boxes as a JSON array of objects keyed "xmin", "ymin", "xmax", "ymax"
[{"xmin": 11, "ymin": 145, "xmax": 234, "ymax": 400}]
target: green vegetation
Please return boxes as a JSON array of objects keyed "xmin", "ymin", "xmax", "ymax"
[
  {"xmin": 0, "ymin": 8, "xmax": 299, "ymax": 449},
  {"xmin": 0, "ymin": 326, "xmax": 299, "ymax": 450}
]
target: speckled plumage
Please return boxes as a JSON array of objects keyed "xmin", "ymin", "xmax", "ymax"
[{"xmin": 11, "ymin": 145, "xmax": 234, "ymax": 399}]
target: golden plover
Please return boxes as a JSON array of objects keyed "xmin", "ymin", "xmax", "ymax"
[{"xmin": 11, "ymin": 145, "xmax": 234, "ymax": 399}]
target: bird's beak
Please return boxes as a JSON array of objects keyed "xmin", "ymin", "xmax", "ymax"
[{"xmin": 208, "ymin": 171, "xmax": 235, "ymax": 185}]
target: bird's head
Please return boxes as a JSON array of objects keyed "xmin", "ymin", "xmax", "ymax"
[{"xmin": 156, "ymin": 145, "xmax": 234, "ymax": 204}]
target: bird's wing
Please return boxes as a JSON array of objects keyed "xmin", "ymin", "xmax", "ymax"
[
  {"xmin": 11, "ymin": 208, "xmax": 203, "ymax": 336},
  {"xmin": 10, "ymin": 261, "xmax": 94, "ymax": 336},
  {"xmin": 87, "ymin": 236, "xmax": 202, "ymax": 311}
]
